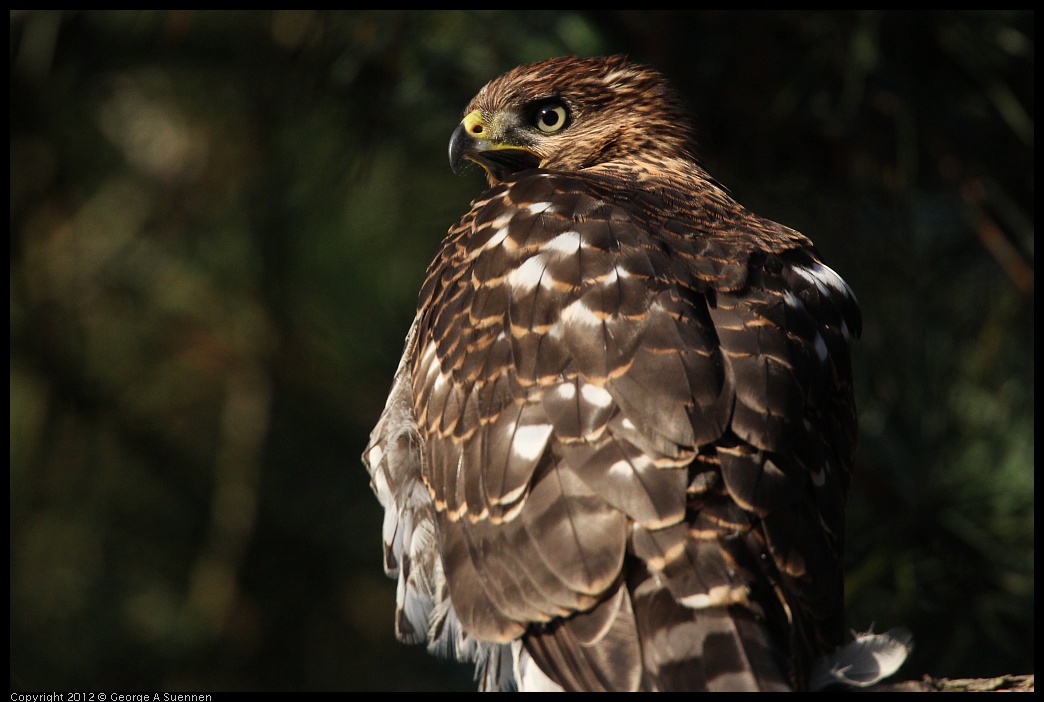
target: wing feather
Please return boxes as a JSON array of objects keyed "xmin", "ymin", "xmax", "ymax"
[{"xmin": 367, "ymin": 106, "xmax": 866, "ymax": 688}]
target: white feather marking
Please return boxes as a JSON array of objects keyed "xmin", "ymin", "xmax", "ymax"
[
  {"xmin": 603, "ymin": 68, "xmax": 636, "ymax": 84},
  {"xmin": 507, "ymin": 255, "xmax": 551, "ymax": 292},
  {"xmin": 525, "ymin": 201, "xmax": 553, "ymax": 215},
  {"xmin": 559, "ymin": 299, "xmax": 604, "ymax": 328},
  {"xmin": 679, "ymin": 584, "xmax": 751, "ymax": 609},
  {"xmin": 814, "ymin": 332, "xmax": 829, "ymax": 361},
  {"xmin": 579, "ymin": 383, "xmax": 613, "ymax": 408},
  {"xmin": 432, "ymin": 370, "xmax": 449, "ymax": 394},
  {"xmin": 419, "ymin": 341, "xmax": 441, "ymax": 387},
  {"xmin": 512, "ymin": 423, "xmax": 553, "ymax": 462},
  {"xmin": 366, "ymin": 444, "xmax": 384, "ymax": 471},
  {"xmin": 603, "ymin": 266, "xmax": 631, "ymax": 284},
  {"xmin": 554, "ymin": 383, "xmax": 577, "ymax": 400},
  {"xmin": 608, "ymin": 458, "xmax": 638, "ymax": 479},
  {"xmin": 513, "ymin": 640, "xmax": 565, "ymax": 692},
  {"xmin": 484, "ymin": 226, "xmax": 509, "ymax": 249},
  {"xmin": 784, "ymin": 290, "xmax": 805, "ymax": 310},
  {"xmin": 540, "ymin": 230, "xmax": 583, "ymax": 254},
  {"xmin": 490, "ymin": 212, "xmax": 514, "ymax": 230}
]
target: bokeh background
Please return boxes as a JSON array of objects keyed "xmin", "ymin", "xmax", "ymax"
[{"xmin": 10, "ymin": 10, "xmax": 1033, "ymax": 691}]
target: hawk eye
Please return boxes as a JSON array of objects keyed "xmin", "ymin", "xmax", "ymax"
[{"xmin": 533, "ymin": 101, "xmax": 569, "ymax": 133}]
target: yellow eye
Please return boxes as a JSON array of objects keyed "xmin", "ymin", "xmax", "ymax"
[{"xmin": 533, "ymin": 101, "xmax": 569, "ymax": 133}]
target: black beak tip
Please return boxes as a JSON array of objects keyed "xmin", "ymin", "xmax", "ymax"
[{"xmin": 448, "ymin": 122, "xmax": 469, "ymax": 173}]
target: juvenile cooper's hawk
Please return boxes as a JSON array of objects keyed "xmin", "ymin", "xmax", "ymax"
[{"xmin": 363, "ymin": 56, "xmax": 901, "ymax": 691}]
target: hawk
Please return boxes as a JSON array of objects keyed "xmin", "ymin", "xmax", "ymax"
[{"xmin": 363, "ymin": 55, "xmax": 897, "ymax": 691}]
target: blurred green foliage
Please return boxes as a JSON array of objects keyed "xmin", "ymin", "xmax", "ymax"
[{"xmin": 10, "ymin": 10, "xmax": 1033, "ymax": 691}]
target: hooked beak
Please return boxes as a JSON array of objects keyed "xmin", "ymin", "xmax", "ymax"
[{"xmin": 449, "ymin": 110, "xmax": 541, "ymax": 183}]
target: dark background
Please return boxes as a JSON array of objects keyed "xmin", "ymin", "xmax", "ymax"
[{"xmin": 10, "ymin": 10, "xmax": 1033, "ymax": 691}]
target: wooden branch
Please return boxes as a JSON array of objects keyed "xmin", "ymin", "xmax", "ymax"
[{"xmin": 866, "ymin": 674, "xmax": 1034, "ymax": 692}]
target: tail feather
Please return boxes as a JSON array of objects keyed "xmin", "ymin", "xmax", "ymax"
[
  {"xmin": 631, "ymin": 571, "xmax": 791, "ymax": 691},
  {"xmin": 522, "ymin": 584, "xmax": 643, "ymax": 691}
]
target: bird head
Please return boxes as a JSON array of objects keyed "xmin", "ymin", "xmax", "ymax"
[{"xmin": 449, "ymin": 55, "xmax": 697, "ymax": 186}]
